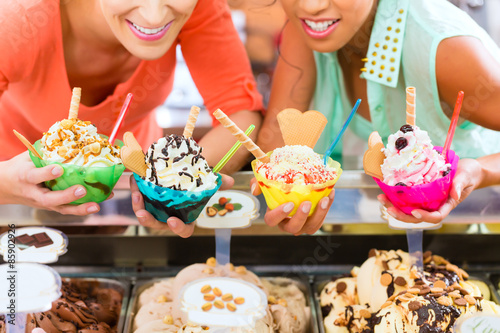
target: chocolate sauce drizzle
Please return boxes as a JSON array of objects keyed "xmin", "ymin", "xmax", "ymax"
[{"xmin": 144, "ymin": 135, "xmax": 208, "ymax": 189}]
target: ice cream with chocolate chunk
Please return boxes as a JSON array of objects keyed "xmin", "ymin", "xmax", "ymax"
[
  {"xmin": 144, "ymin": 134, "xmax": 217, "ymax": 191},
  {"xmin": 0, "ymin": 280, "xmax": 123, "ymax": 333},
  {"xmin": 320, "ymin": 249, "xmax": 500, "ymax": 333},
  {"xmin": 41, "ymin": 119, "xmax": 121, "ymax": 167},
  {"xmin": 381, "ymin": 125, "xmax": 450, "ymax": 186}
]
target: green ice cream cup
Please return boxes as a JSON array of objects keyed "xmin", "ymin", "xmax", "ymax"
[{"xmin": 29, "ymin": 139, "xmax": 125, "ymax": 204}]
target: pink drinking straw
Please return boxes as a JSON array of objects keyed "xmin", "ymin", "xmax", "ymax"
[
  {"xmin": 442, "ymin": 91, "xmax": 464, "ymax": 162},
  {"xmin": 109, "ymin": 93, "xmax": 133, "ymax": 145}
]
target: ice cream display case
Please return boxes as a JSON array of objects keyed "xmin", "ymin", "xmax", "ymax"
[{"xmin": 1, "ymin": 168, "xmax": 500, "ymax": 332}]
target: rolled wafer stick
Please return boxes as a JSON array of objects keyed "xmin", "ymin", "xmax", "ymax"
[
  {"xmin": 213, "ymin": 109, "xmax": 270, "ymax": 163},
  {"xmin": 68, "ymin": 87, "xmax": 82, "ymax": 120},
  {"xmin": 406, "ymin": 86, "xmax": 416, "ymax": 126},
  {"xmin": 183, "ymin": 106, "xmax": 201, "ymax": 138}
]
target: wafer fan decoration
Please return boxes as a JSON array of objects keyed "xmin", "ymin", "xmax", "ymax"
[
  {"xmin": 276, "ymin": 108, "xmax": 327, "ymax": 148},
  {"xmin": 363, "ymin": 131, "xmax": 385, "ymax": 179},
  {"xmin": 120, "ymin": 132, "xmax": 147, "ymax": 177}
]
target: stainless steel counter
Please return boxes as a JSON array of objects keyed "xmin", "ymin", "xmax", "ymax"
[{"xmin": 1, "ymin": 170, "xmax": 500, "ymax": 269}]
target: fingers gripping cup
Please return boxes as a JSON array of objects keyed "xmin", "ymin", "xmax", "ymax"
[
  {"xmin": 20, "ymin": 88, "xmax": 125, "ymax": 204},
  {"xmin": 129, "ymin": 133, "xmax": 222, "ymax": 224},
  {"xmin": 375, "ymin": 147, "xmax": 459, "ymax": 214},
  {"xmin": 252, "ymin": 148, "xmax": 342, "ymax": 216},
  {"xmin": 214, "ymin": 108, "xmax": 342, "ymax": 217},
  {"xmin": 364, "ymin": 125, "xmax": 459, "ymax": 215},
  {"xmin": 134, "ymin": 173, "xmax": 222, "ymax": 223},
  {"xmin": 30, "ymin": 139, "xmax": 125, "ymax": 204}
]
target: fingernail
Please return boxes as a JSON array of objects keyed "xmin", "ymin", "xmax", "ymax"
[
  {"xmin": 455, "ymin": 184, "xmax": 462, "ymax": 200},
  {"xmin": 388, "ymin": 210, "xmax": 397, "ymax": 218},
  {"xmin": 302, "ymin": 202, "xmax": 312, "ymax": 214},
  {"xmin": 136, "ymin": 213, "xmax": 145, "ymax": 223},
  {"xmin": 283, "ymin": 202, "xmax": 294, "ymax": 213},
  {"xmin": 132, "ymin": 194, "xmax": 140, "ymax": 204},
  {"xmin": 377, "ymin": 196, "xmax": 385, "ymax": 204},
  {"xmin": 169, "ymin": 219, "xmax": 178, "ymax": 229},
  {"xmin": 75, "ymin": 187, "xmax": 86, "ymax": 197},
  {"xmin": 87, "ymin": 206, "xmax": 98, "ymax": 214},
  {"xmin": 251, "ymin": 184, "xmax": 256, "ymax": 195},
  {"xmin": 52, "ymin": 166, "xmax": 62, "ymax": 176},
  {"xmin": 412, "ymin": 211, "xmax": 422, "ymax": 219},
  {"xmin": 321, "ymin": 198, "xmax": 329, "ymax": 210},
  {"xmin": 329, "ymin": 190, "xmax": 335, "ymax": 200}
]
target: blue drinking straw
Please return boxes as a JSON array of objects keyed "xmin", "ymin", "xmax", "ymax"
[{"xmin": 323, "ymin": 99, "xmax": 362, "ymax": 164}]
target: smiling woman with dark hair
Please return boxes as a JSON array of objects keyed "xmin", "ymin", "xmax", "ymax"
[{"xmin": 256, "ymin": 0, "xmax": 500, "ymax": 231}]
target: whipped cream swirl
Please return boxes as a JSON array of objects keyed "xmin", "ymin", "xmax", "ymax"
[
  {"xmin": 41, "ymin": 119, "xmax": 121, "ymax": 167},
  {"xmin": 144, "ymin": 134, "xmax": 217, "ymax": 191}
]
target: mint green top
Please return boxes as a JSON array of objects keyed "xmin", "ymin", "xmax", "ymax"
[{"xmin": 314, "ymin": 0, "xmax": 500, "ymax": 159}]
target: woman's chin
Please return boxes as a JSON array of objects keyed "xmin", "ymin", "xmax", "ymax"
[{"xmin": 125, "ymin": 44, "xmax": 172, "ymax": 60}]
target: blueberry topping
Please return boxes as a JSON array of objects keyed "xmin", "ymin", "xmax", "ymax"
[
  {"xmin": 400, "ymin": 124, "xmax": 413, "ymax": 133},
  {"xmin": 395, "ymin": 137, "xmax": 408, "ymax": 150},
  {"xmin": 395, "ymin": 182, "xmax": 407, "ymax": 186},
  {"xmin": 442, "ymin": 167, "xmax": 451, "ymax": 177}
]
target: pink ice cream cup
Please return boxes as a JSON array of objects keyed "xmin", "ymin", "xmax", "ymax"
[{"xmin": 374, "ymin": 147, "xmax": 459, "ymax": 215}]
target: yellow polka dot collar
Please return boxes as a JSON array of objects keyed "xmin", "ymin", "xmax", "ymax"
[{"xmin": 361, "ymin": 0, "xmax": 410, "ymax": 88}]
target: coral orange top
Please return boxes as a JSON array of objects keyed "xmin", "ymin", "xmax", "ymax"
[{"xmin": 0, "ymin": 0, "xmax": 263, "ymax": 160}]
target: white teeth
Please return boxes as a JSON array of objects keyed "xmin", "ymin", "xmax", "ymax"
[
  {"xmin": 132, "ymin": 22, "xmax": 167, "ymax": 35},
  {"xmin": 304, "ymin": 19, "xmax": 337, "ymax": 32}
]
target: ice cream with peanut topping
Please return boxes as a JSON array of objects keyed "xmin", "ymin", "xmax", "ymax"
[
  {"xmin": 320, "ymin": 249, "xmax": 500, "ymax": 333},
  {"xmin": 41, "ymin": 118, "xmax": 121, "ymax": 167},
  {"xmin": 132, "ymin": 258, "xmax": 309, "ymax": 333}
]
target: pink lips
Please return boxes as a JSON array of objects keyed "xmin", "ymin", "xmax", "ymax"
[
  {"xmin": 126, "ymin": 20, "xmax": 172, "ymax": 42},
  {"xmin": 301, "ymin": 19, "xmax": 339, "ymax": 39}
]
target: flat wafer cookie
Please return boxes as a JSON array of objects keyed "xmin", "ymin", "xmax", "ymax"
[
  {"xmin": 276, "ymin": 108, "xmax": 327, "ymax": 148},
  {"xmin": 121, "ymin": 131, "xmax": 147, "ymax": 177},
  {"xmin": 363, "ymin": 131, "xmax": 385, "ymax": 180}
]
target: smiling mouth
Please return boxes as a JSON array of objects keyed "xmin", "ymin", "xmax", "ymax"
[
  {"xmin": 130, "ymin": 21, "xmax": 169, "ymax": 35},
  {"xmin": 303, "ymin": 19, "xmax": 339, "ymax": 32}
]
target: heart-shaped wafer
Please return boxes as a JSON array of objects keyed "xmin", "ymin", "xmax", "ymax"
[
  {"xmin": 121, "ymin": 132, "xmax": 147, "ymax": 177},
  {"xmin": 363, "ymin": 131, "xmax": 385, "ymax": 180},
  {"xmin": 277, "ymin": 108, "xmax": 327, "ymax": 148}
]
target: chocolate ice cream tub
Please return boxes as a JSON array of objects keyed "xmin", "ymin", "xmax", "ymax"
[
  {"xmin": 60, "ymin": 277, "xmax": 130, "ymax": 333},
  {"xmin": 124, "ymin": 275, "xmax": 319, "ymax": 333},
  {"xmin": 312, "ymin": 274, "xmax": 499, "ymax": 333}
]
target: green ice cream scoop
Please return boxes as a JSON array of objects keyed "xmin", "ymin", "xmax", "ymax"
[{"xmin": 29, "ymin": 139, "xmax": 125, "ymax": 204}]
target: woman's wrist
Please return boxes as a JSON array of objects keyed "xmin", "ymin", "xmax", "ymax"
[
  {"xmin": 476, "ymin": 153, "xmax": 500, "ymax": 189},
  {"xmin": 0, "ymin": 160, "xmax": 14, "ymax": 205}
]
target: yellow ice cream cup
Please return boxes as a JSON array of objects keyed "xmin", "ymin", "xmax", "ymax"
[{"xmin": 251, "ymin": 154, "xmax": 342, "ymax": 216}]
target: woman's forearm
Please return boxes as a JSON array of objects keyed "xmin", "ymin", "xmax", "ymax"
[
  {"xmin": 476, "ymin": 153, "xmax": 500, "ymax": 189},
  {"xmin": 199, "ymin": 110, "xmax": 262, "ymax": 175}
]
